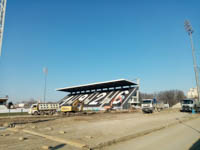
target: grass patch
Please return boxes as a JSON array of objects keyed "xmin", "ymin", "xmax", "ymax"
[{"xmin": 0, "ymin": 112, "xmax": 28, "ymax": 117}]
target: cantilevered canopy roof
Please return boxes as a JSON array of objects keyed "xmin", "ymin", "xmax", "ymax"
[
  {"xmin": 56, "ymin": 79, "xmax": 137, "ymax": 93},
  {"xmin": 0, "ymin": 97, "xmax": 8, "ymax": 102}
]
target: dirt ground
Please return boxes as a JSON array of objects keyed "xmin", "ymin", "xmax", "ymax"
[{"xmin": 0, "ymin": 109, "xmax": 199, "ymax": 150}]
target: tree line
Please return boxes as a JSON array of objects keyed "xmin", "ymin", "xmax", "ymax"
[{"xmin": 139, "ymin": 90, "xmax": 186, "ymax": 107}]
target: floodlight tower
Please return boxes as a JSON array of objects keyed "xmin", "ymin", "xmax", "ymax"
[
  {"xmin": 43, "ymin": 67, "xmax": 48, "ymax": 103},
  {"xmin": 184, "ymin": 20, "xmax": 200, "ymax": 102},
  {"xmin": 0, "ymin": 0, "xmax": 7, "ymax": 56}
]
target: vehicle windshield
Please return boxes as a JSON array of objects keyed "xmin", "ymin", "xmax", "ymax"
[
  {"xmin": 182, "ymin": 100, "xmax": 193, "ymax": 104},
  {"xmin": 142, "ymin": 100, "xmax": 152, "ymax": 104},
  {"xmin": 31, "ymin": 105, "xmax": 37, "ymax": 108}
]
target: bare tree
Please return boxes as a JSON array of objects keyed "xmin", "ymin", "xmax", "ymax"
[
  {"xmin": 20, "ymin": 98, "xmax": 38, "ymax": 108},
  {"xmin": 140, "ymin": 90, "xmax": 186, "ymax": 107},
  {"xmin": 156, "ymin": 90, "xmax": 186, "ymax": 107},
  {"xmin": 139, "ymin": 92, "xmax": 154, "ymax": 102}
]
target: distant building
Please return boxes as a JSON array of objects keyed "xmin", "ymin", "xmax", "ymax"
[
  {"xmin": 187, "ymin": 88, "xmax": 198, "ymax": 99},
  {"xmin": 0, "ymin": 97, "xmax": 8, "ymax": 110},
  {"xmin": 16, "ymin": 103, "xmax": 25, "ymax": 108},
  {"xmin": 0, "ymin": 97, "xmax": 8, "ymax": 105}
]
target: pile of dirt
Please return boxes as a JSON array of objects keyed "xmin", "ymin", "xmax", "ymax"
[{"xmin": 172, "ymin": 102, "xmax": 181, "ymax": 109}]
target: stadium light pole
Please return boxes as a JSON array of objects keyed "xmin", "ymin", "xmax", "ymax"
[
  {"xmin": 184, "ymin": 20, "xmax": 200, "ymax": 102},
  {"xmin": 43, "ymin": 67, "xmax": 48, "ymax": 103},
  {"xmin": 0, "ymin": 0, "xmax": 7, "ymax": 56}
]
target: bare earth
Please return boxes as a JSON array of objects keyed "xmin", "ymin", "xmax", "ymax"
[
  {"xmin": 104, "ymin": 116, "xmax": 200, "ymax": 150},
  {"xmin": 0, "ymin": 109, "xmax": 199, "ymax": 150}
]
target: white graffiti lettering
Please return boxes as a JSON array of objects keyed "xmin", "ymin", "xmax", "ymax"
[
  {"xmin": 78, "ymin": 94, "xmax": 88, "ymax": 102},
  {"xmin": 89, "ymin": 92, "xmax": 107, "ymax": 105},
  {"xmin": 112, "ymin": 90, "xmax": 129, "ymax": 105},
  {"xmin": 60, "ymin": 96, "xmax": 74, "ymax": 106}
]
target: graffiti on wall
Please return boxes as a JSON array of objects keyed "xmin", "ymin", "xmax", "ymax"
[{"xmin": 59, "ymin": 88, "xmax": 136, "ymax": 109}]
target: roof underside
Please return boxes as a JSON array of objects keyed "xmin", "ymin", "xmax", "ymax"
[
  {"xmin": 0, "ymin": 98, "xmax": 8, "ymax": 102},
  {"xmin": 57, "ymin": 79, "xmax": 137, "ymax": 93}
]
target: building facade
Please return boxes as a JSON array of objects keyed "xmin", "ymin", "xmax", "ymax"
[{"xmin": 187, "ymin": 88, "xmax": 198, "ymax": 99}]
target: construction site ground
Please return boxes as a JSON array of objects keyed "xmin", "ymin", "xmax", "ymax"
[{"xmin": 0, "ymin": 109, "xmax": 199, "ymax": 150}]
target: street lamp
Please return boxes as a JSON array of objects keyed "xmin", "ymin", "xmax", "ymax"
[{"xmin": 184, "ymin": 20, "xmax": 200, "ymax": 102}]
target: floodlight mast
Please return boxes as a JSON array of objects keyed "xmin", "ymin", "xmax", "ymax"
[
  {"xmin": 43, "ymin": 67, "xmax": 48, "ymax": 103},
  {"xmin": 184, "ymin": 20, "xmax": 200, "ymax": 102},
  {"xmin": 0, "ymin": 0, "xmax": 7, "ymax": 56}
]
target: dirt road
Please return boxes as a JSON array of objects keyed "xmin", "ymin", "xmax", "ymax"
[
  {"xmin": 104, "ymin": 116, "xmax": 200, "ymax": 150},
  {"xmin": 0, "ymin": 109, "xmax": 199, "ymax": 150}
]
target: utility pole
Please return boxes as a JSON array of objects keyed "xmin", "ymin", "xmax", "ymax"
[
  {"xmin": 43, "ymin": 67, "xmax": 48, "ymax": 103},
  {"xmin": 184, "ymin": 20, "xmax": 200, "ymax": 102},
  {"xmin": 0, "ymin": 0, "xmax": 7, "ymax": 56}
]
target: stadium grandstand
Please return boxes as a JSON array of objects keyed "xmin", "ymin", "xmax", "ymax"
[{"xmin": 57, "ymin": 79, "xmax": 139, "ymax": 111}]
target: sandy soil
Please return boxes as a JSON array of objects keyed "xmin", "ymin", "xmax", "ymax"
[
  {"xmin": 104, "ymin": 116, "xmax": 200, "ymax": 150},
  {"xmin": 0, "ymin": 109, "xmax": 198, "ymax": 150}
]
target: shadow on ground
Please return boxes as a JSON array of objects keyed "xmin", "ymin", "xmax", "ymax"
[
  {"xmin": 189, "ymin": 139, "xmax": 200, "ymax": 150},
  {"xmin": 51, "ymin": 144, "xmax": 66, "ymax": 150},
  {"xmin": 177, "ymin": 118, "xmax": 200, "ymax": 150}
]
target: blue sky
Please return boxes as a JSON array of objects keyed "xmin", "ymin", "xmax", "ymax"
[{"xmin": 0, "ymin": 0, "xmax": 200, "ymax": 102}]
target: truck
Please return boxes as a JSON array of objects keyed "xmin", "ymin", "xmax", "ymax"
[
  {"xmin": 180, "ymin": 99, "xmax": 200, "ymax": 112},
  {"xmin": 141, "ymin": 99, "xmax": 164, "ymax": 113},
  {"xmin": 28, "ymin": 103, "xmax": 59, "ymax": 115},
  {"xmin": 60, "ymin": 99, "xmax": 84, "ymax": 114}
]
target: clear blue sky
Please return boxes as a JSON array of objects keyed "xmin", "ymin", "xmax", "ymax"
[{"xmin": 0, "ymin": 0, "xmax": 200, "ymax": 102}]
